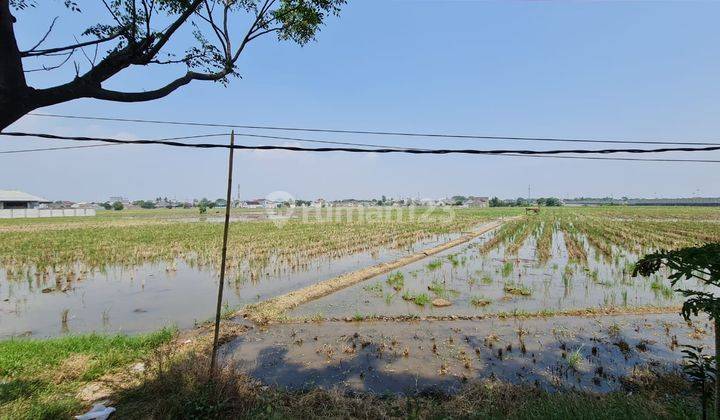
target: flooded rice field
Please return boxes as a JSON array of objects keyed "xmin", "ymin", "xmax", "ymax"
[
  {"xmin": 0, "ymin": 234, "xmax": 459, "ymax": 338},
  {"xmin": 289, "ymin": 229, "xmax": 691, "ymax": 320},
  {"xmin": 222, "ymin": 313, "xmax": 712, "ymax": 394}
]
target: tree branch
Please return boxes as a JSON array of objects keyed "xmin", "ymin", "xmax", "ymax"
[
  {"xmin": 141, "ymin": 0, "xmax": 204, "ymax": 62},
  {"xmin": 246, "ymin": 26, "xmax": 281, "ymax": 43},
  {"xmin": 21, "ymin": 31, "xmax": 123, "ymax": 57},
  {"xmin": 23, "ymin": 49, "xmax": 74, "ymax": 73},
  {"xmin": 89, "ymin": 69, "xmax": 229, "ymax": 102},
  {"xmin": 25, "ymin": 16, "xmax": 58, "ymax": 53}
]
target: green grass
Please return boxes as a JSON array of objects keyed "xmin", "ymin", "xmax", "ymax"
[
  {"xmin": 0, "ymin": 329, "xmax": 174, "ymax": 419},
  {"xmin": 427, "ymin": 280, "xmax": 447, "ymax": 297},
  {"xmin": 501, "ymin": 261, "xmax": 514, "ymax": 278},
  {"xmin": 384, "ymin": 293, "xmax": 394, "ymax": 305},
  {"xmin": 362, "ymin": 281, "xmax": 384, "ymax": 296},
  {"xmin": 413, "ymin": 293, "xmax": 431, "ymax": 306},
  {"xmin": 650, "ymin": 278, "xmax": 675, "ymax": 299},
  {"xmin": 386, "ymin": 272, "xmax": 405, "ymax": 291},
  {"xmin": 427, "ymin": 280, "xmax": 460, "ymax": 300},
  {"xmin": 447, "ymin": 254, "xmax": 460, "ymax": 267},
  {"xmin": 426, "ymin": 260, "xmax": 442, "ymax": 271},
  {"xmin": 567, "ymin": 346, "xmax": 584, "ymax": 370},
  {"xmin": 402, "ymin": 291, "xmax": 430, "ymax": 306}
]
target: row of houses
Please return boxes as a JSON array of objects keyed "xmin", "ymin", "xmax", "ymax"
[
  {"xmin": 0, "ymin": 189, "xmax": 491, "ymax": 218},
  {"xmin": 237, "ymin": 196, "xmax": 490, "ymax": 208}
]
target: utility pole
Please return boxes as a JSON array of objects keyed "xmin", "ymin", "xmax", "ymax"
[
  {"xmin": 210, "ymin": 130, "xmax": 235, "ymax": 374},
  {"xmin": 527, "ymin": 184, "xmax": 531, "ymax": 204}
]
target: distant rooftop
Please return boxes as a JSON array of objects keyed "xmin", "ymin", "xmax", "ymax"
[{"xmin": 0, "ymin": 190, "xmax": 49, "ymax": 202}]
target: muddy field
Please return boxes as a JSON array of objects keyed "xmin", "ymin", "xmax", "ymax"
[
  {"xmin": 2, "ymin": 206, "xmax": 719, "ymax": 397},
  {"xmin": 222, "ymin": 313, "xmax": 711, "ymax": 394}
]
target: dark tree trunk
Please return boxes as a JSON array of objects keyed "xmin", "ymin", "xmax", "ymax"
[
  {"xmin": 0, "ymin": 0, "xmax": 235, "ymax": 131},
  {"xmin": 0, "ymin": 0, "xmax": 29, "ymax": 130}
]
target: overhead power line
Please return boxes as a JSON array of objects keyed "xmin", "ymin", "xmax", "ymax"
[
  {"xmin": 3, "ymin": 132, "xmax": 720, "ymax": 161},
  {"xmin": 0, "ymin": 143, "xmax": 116, "ymax": 154},
  {"xmin": 27, "ymin": 112, "xmax": 720, "ymax": 147},
  {"xmin": 235, "ymin": 132, "xmax": 409, "ymax": 149},
  {"xmin": 501, "ymin": 153, "xmax": 720, "ymax": 163},
  {"xmin": 0, "ymin": 133, "xmax": 230, "ymax": 154}
]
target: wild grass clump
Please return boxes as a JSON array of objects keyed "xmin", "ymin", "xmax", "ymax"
[
  {"xmin": 414, "ymin": 293, "xmax": 431, "ymax": 306},
  {"xmin": 504, "ymin": 282, "xmax": 532, "ymax": 296},
  {"xmin": 362, "ymin": 282, "xmax": 384, "ymax": 296},
  {"xmin": 447, "ymin": 254, "xmax": 460, "ymax": 267},
  {"xmin": 650, "ymin": 278, "xmax": 674, "ymax": 299},
  {"xmin": 428, "ymin": 280, "xmax": 448, "ymax": 296},
  {"xmin": 402, "ymin": 291, "xmax": 430, "ymax": 306},
  {"xmin": 567, "ymin": 346, "xmax": 584, "ymax": 370},
  {"xmin": 470, "ymin": 295, "xmax": 492, "ymax": 307},
  {"xmin": 386, "ymin": 272, "xmax": 405, "ymax": 291},
  {"xmin": 501, "ymin": 261, "xmax": 514, "ymax": 278},
  {"xmin": 426, "ymin": 260, "xmax": 443, "ymax": 271}
]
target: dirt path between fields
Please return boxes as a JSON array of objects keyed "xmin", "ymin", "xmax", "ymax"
[{"xmin": 242, "ymin": 219, "xmax": 510, "ymax": 323}]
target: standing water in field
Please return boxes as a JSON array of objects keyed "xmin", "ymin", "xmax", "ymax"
[
  {"xmin": 290, "ymin": 225, "xmax": 690, "ymax": 319},
  {"xmin": 0, "ymin": 234, "xmax": 460, "ymax": 338}
]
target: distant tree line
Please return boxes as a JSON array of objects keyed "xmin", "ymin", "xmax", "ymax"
[
  {"xmin": 489, "ymin": 197, "xmax": 562, "ymax": 207},
  {"xmin": 101, "ymin": 201, "xmax": 125, "ymax": 211}
]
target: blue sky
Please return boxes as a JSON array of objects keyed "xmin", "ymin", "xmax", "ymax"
[{"xmin": 4, "ymin": 1, "xmax": 720, "ymax": 202}]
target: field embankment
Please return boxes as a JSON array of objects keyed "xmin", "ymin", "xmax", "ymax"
[{"xmin": 243, "ymin": 219, "xmax": 507, "ymax": 323}]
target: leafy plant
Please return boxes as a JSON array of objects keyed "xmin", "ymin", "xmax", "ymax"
[
  {"xmin": 362, "ymin": 282, "xmax": 384, "ymax": 296},
  {"xmin": 426, "ymin": 260, "xmax": 442, "ymax": 271},
  {"xmin": 428, "ymin": 280, "xmax": 448, "ymax": 297},
  {"xmin": 501, "ymin": 261, "xmax": 513, "ymax": 278},
  {"xmin": 402, "ymin": 291, "xmax": 429, "ymax": 306},
  {"xmin": 567, "ymin": 345, "xmax": 584, "ymax": 371},
  {"xmin": 386, "ymin": 272, "xmax": 405, "ymax": 291},
  {"xmin": 634, "ymin": 243, "xmax": 720, "ymax": 418},
  {"xmin": 384, "ymin": 293, "xmax": 394, "ymax": 305},
  {"xmin": 504, "ymin": 282, "xmax": 531, "ymax": 296},
  {"xmin": 681, "ymin": 344, "xmax": 716, "ymax": 420},
  {"xmin": 413, "ymin": 293, "xmax": 430, "ymax": 306}
]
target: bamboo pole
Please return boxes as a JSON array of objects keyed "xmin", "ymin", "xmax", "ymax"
[{"xmin": 210, "ymin": 130, "xmax": 235, "ymax": 373}]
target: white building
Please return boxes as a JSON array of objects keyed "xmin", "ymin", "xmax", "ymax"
[
  {"xmin": 0, "ymin": 190, "xmax": 95, "ymax": 219},
  {"xmin": 0, "ymin": 190, "xmax": 49, "ymax": 209}
]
